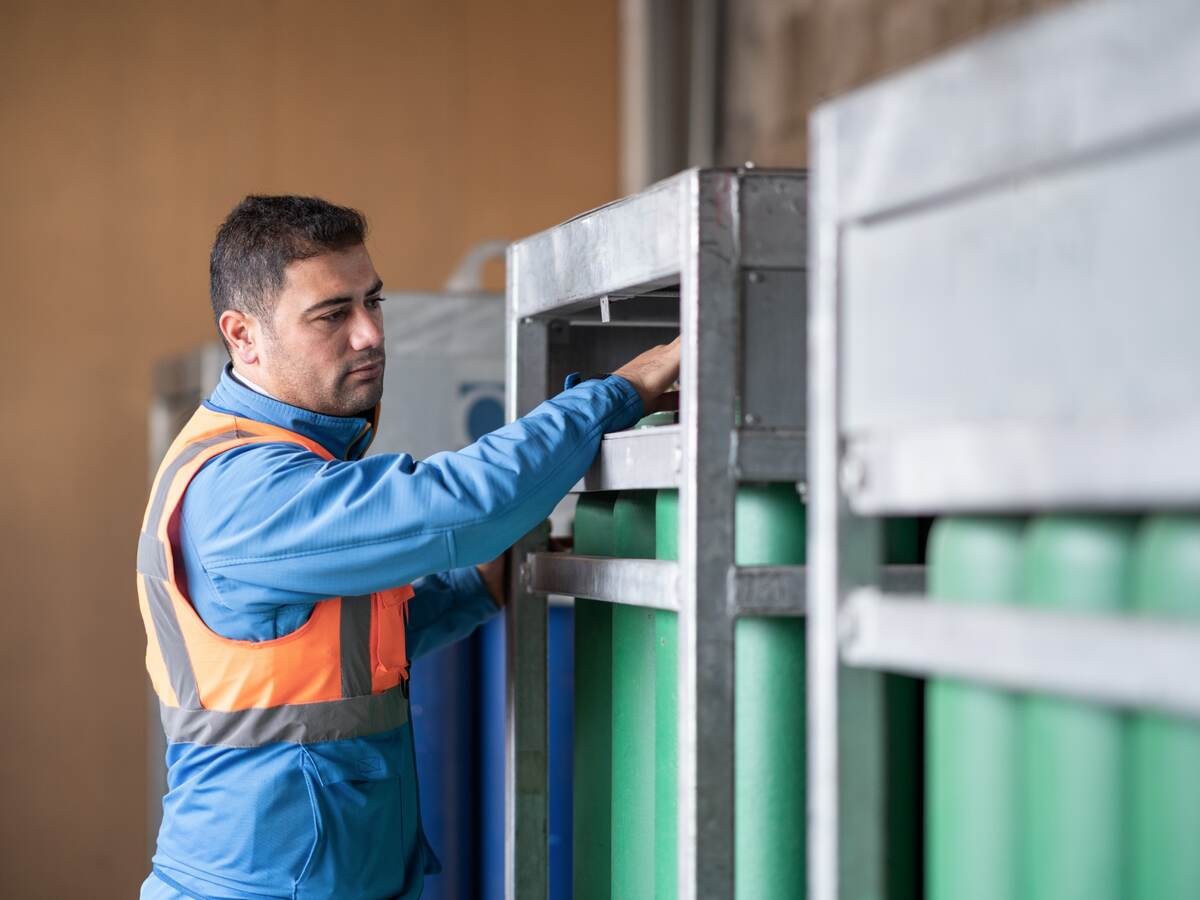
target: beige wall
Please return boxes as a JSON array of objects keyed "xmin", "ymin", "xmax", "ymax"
[{"xmin": 0, "ymin": 2, "xmax": 617, "ymax": 896}]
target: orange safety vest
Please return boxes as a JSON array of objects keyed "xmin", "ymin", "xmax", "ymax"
[{"xmin": 136, "ymin": 406, "xmax": 413, "ymax": 748}]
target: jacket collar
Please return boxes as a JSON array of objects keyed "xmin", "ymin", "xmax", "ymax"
[{"xmin": 205, "ymin": 364, "xmax": 379, "ymax": 461}]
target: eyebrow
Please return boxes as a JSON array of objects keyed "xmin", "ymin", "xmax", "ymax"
[{"xmin": 304, "ymin": 279, "xmax": 385, "ymax": 315}]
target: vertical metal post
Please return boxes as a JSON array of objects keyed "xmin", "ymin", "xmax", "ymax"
[
  {"xmin": 809, "ymin": 110, "xmax": 888, "ymax": 900},
  {"xmin": 834, "ymin": 519, "xmax": 887, "ymax": 900},
  {"xmin": 808, "ymin": 106, "xmax": 841, "ymax": 900},
  {"xmin": 677, "ymin": 169, "xmax": 740, "ymax": 899},
  {"xmin": 504, "ymin": 249, "xmax": 550, "ymax": 900}
]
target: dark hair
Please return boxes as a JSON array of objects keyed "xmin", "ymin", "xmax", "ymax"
[{"xmin": 209, "ymin": 195, "xmax": 368, "ymax": 338}]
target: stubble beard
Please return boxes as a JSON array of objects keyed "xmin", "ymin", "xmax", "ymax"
[
  {"xmin": 268, "ymin": 345, "xmax": 386, "ymax": 418},
  {"xmin": 321, "ymin": 354, "xmax": 386, "ymax": 417}
]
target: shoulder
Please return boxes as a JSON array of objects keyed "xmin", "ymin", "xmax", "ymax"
[{"xmin": 180, "ymin": 441, "xmax": 327, "ymax": 526}]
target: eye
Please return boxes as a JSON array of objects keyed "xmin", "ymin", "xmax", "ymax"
[
  {"xmin": 320, "ymin": 309, "xmax": 347, "ymax": 323},
  {"xmin": 366, "ymin": 296, "xmax": 385, "ymax": 310}
]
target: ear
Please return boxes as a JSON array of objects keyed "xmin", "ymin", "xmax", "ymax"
[{"xmin": 218, "ymin": 309, "xmax": 261, "ymax": 366}]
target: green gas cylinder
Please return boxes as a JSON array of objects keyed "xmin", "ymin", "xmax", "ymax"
[
  {"xmin": 606, "ymin": 411, "xmax": 676, "ymax": 898},
  {"xmin": 1020, "ymin": 515, "xmax": 1134, "ymax": 900},
  {"xmin": 611, "ymin": 490, "xmax": 659, "ymax": 899},
  {"xmin": 1129, "ymin": 515, "xmax": 1200, "ymax": 900},
  {"xmin": 734, "ymin": 483, "xmax": 807, "ymax": 900},
  {"xmin": 573, "ymin": 493, "xmax": 617, "ymax": 900},
  {"xmin": 925, "ymin": 517, "xmax": 1024, "ymax": 900}
]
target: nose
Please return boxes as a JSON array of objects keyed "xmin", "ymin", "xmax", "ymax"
[{"xmin": 348, "ymin": 304, "xmax": 384, "ymax": 352}]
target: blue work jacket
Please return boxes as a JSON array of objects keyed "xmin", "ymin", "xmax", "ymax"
[{"xmin": 143, "ymin": 365, "xmax": 643, "ymax": 899}]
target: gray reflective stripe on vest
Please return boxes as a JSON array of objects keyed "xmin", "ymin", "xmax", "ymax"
[
  {"xmin": 340, "ymin": 595, "xmax": 373, "ymax": 698},
  {"xmin": 137, "ymin": 530, "xmax": 168, "ymax": 580},
  {"xmin": 138, "ymin": 430, "xmax": 245, "ymax": 711},
  {"xmin": 142, "ymin": 575, "xmax": 200, "ymax": 709},
  {"xmin": 145, "ymin": 429, "xmax": 244, "ymax": 533},
  {"xmin": 159, "ymin": 682, "xmax": 410, "ymax": 747}
]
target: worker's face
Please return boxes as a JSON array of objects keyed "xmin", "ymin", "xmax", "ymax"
[{"xmin": 253, "ymin": 243, "xmax": 386, "ymax": 417}]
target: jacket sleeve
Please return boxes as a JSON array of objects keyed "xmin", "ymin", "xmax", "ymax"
[
  {"xmin": 407, "ymin": 566, "xmax": 500, "ymax": 660},
  {"xmin": 182, "ymin": 375, "xmax": 642, "ymax": 604}
]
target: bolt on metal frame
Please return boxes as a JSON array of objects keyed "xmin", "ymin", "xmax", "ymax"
[
  {"xmin": 808, "ymin": 1, "xmax": 1200, "ymax": 898},
  {"xmin": 505, "ymin": 167, "xmax": 807, "ymax": 899}
]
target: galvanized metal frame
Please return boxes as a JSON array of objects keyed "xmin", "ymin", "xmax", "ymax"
[
  {"xmin": 506, "ymin": 167, "xmax": 807, "ymax": 899},
  {"xmin": 810, "ymin": 2, "xmax": 1200, "ymax": 899}
]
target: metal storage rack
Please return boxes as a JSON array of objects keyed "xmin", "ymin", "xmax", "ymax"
[
  {"xmin": 808, "ymin": 1, "xmax": 1200, "ymax": 898},
  {"xmin": 504, "ymin": 167, "xmax": 808, "ymax": 899}
]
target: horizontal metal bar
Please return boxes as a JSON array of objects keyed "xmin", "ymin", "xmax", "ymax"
[
  {"xmin": 879, "ymin": 565, "xmax": 925, "ymax": 594},
  {"xmin": 525, "ymin": 553, "xmax": 679, "ymax": 612},
  {"xmin": 509, "ymin": 173, "xmax": 688, "ymax": 319},
  {"xmin": 840, "ymin": 589, "xmax": 1200, "ymax": 718},
  {"xmin": 734, "ymin": 428, "xmax": 805, "ymax": 482},
  {"xmin": 730, "ymin": 566, "xmax": 805, "ymax": 617},
  {"xmin": 728, "ymin": 565, "xmax": 921, "ymax": 618},
  {"xmin": 572, "ymin": 424, "xmax": 682, "ymax": 492},
  {"xmin": 569, "ymin": 295, "xmax": 679, "ymax": 325},
  {"xmin": 843, "ymin": 420, "xmax": 1200, "ymax": 513},
  {"xmin": 572, "ymin": 425, "xmax": 809, "ymax": 493},
  {"xmin": 509, "ymin": 168, "xmax": 807, "ymax": 319}
]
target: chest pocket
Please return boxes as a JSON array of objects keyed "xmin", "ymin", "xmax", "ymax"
[{"xmin": 372, "ymin": 586, "xmax": 412, "ymax": 688}]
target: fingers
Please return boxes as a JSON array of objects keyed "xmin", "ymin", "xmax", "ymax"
[{"xmin": 613, "ymin": 335, "xmax": 682, "ymax": 409}]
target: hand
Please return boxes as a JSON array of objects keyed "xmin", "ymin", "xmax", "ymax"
[
  {"xmin": 613, "ymin": 336, "xmax": 681, "ymax": 413},
  {"xmin": 476, "ymin": 555, "xmax": 507, "ymax": 607}
]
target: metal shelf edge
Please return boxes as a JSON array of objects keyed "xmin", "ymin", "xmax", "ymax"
[
  {"xmin": 729, "ymin": 564, "xmax": 921, "ymax": 617},
  {"xmin": 526, "ymin": 554, "xmax": 679, "ymax": 612},
  {"xmin": 571, "ymin": 425, "xmax": 682, "ymax": 492},
  {"xmin": 840, "ymin": 589, "xmax": 1200, "ymax": 718}
]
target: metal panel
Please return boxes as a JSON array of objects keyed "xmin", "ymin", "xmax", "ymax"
[
  {"xmin": 843, "ymin": 134, "xmax": 1200, "ymax": 434},
  {"xmin": 828, "ymin": 0, "xmax": 1200, "ymax": 222},
  {"xmin": 739, "ymin": 170, "xmax": 808, "ymax": 268},
  {"xmin": 734, "ymin": 428, "xmax": 806, "ymax": 483},
  {"xmin": 527, "ymin": 554, "xmax": 679, "ymax": 612},
  {"xmin": 818, "ymin": 0, "xmax": 1200, "ymax": 513},
  {"xmin": 741, "ymin": 268, "xmax": 806, "ymax": 430},
  {"xmin": 510, "ymin": 173, "xmax": 686, "ymax": 318},
  {"xmin": 841, "ymin": 591, "xmax": 1200, "ymax": 719},
  {"xmin": 838, "ymin": 130, "xmax": 1200, "ymax": 510}
]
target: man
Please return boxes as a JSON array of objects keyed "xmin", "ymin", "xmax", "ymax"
[{"xmin": 137, "ymin": 195, "xmax": 680, "ymax": 899}]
